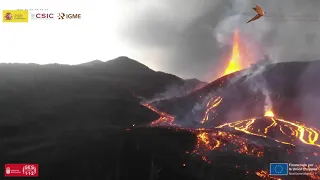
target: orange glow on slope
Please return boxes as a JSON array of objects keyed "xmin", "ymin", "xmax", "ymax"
[
  {"xmin": 223, "ymin": 29, "xmax": 243, "ymax": 76},
  {"xmin": 264, "ymin": 110, "xmax": 275, "ymax": 118},
  {"xmin": 264, "ymin": 105, "xmax": 275, "ymax": 117}
]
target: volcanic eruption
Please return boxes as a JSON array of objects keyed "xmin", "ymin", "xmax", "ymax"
[
  {"xmin": 143, "ymin": 29, "xmax": 320, "ymax": 179},
  {"xmin": 222, "ymin": 28, "xmax": 243, "ymax": 76}
]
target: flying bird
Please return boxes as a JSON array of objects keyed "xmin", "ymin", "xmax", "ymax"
[{"xmin": 246, "ymin": 5, "xmax": 266, "ymax": 24}]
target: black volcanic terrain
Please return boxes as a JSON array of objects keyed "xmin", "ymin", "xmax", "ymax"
[
  {"xmin": 0, "ymin": 57, "xmax": 206, "ymax": 180},
  {"xmin": 153, "ymin": 61, "xmax": 320, "ymax": 128},
  {"xmin": 1, "ymin": 58, "xmax": 320, "ymax": 180}
]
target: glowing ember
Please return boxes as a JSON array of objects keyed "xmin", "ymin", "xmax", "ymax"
[
  {"xmin": 255, "ymin": 170, "xmax": 283, "ymax": 180},
  {"xmin": 192, "ymin": 130, "xmax": 264, "ymax": 162},
  {"xmin": 310, "ymin": 173, "xmax": 320, "ymax": 180},
  {"xmin": 223, "ymin": 29, "xmax": 242, "ymax": 76}
]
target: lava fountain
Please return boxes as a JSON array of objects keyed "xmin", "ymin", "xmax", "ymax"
[
  {"xmin": 223, "ymin": 29, "xmax": 243, "ymax": 76},
  {"xmin": 220, "ymin": 28, "xmax": 262, "ymax": 78}
]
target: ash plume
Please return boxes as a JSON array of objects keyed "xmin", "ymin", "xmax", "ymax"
[{"xmin": 118, "ymin": 0, "xmax": 320, "ymax": 81}]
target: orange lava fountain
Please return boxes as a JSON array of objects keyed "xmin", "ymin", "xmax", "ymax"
[{"xmin": 223, "ymin": 29, "xmax": 243, "ymax": 76}]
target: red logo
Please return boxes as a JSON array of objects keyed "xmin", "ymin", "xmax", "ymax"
[{"xmin": 4, "ymin": 164, "xmax": 38, "ymax": 177}]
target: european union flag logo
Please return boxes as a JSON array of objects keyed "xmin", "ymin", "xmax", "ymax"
[{"xmin": 270, "ymin": 163, "xmax": 288, "ymax": 175}]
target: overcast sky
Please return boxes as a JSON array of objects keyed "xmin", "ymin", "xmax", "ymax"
[{"xmin": 1, "ymin": 0, "xmax": 320, "ymax": 81}]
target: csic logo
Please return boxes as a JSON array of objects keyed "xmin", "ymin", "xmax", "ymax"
[
  {"xmin": 58, "ymin": 13, "xmax": 81, "ymax": 20},
  {"xmin": 31, "ymin": 13, "xmax": 54, "ymax": 20}
]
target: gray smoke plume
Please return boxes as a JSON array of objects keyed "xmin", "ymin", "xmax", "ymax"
[{"xmin": 242, "ymin": 57, "xmax": 274, "ymax": 112}]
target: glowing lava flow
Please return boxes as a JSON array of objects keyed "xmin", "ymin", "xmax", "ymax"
[
  {"xmin": 201, "ymin": 96, "xmax": 222, "ymax": 124},
  {"xmin": 192, "ymin": 129, "xmax": 264, "ymax": 162},
  {"xmin": 145, "ymin": 100, "xmax": 265, "ymax": 161},
  {"xmin": 223, "ymin": 29, "xmax": 243, "ymax": 76},
  {"xmin": 143, "ymin": 102, "xmax": 320, "ymax": 179},
  {"xmin": 142, "ymin": 103, "xmax": 176, "ymax": 126},
  {"xmin": 216, "ymin": 109, "xmax": 320, "ymax": 147}
]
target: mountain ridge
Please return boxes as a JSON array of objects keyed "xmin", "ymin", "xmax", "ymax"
[{"xmin": 0, "ymin": 56, "xmax": 208, "ymax": 132}]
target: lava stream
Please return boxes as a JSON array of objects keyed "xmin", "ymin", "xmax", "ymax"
[
  {"xmin": 142, "ymin": 103, "xmax": 176, "ymax": 127},
  {"xmin": 143, "ymin": 101, "xmax": 320, "ymax": 179},
  {"xmin": 192, "ymin": 130, "xmax": 264, "ymax": 162},
  {"xmin": 201, "ymin": 96, "xmax": 222, "ymax": 124},
  {"xmin": 216, "ymin": 111, "xmax": 320, "ymax": 147}
]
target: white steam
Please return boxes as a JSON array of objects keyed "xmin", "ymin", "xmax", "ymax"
[{"xmin": 244, "ymin": 61, "xmax": 273, "ymax": 112}]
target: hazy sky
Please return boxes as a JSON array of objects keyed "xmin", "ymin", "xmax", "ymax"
[{"xmin": 1, "ymin": 0, "xmax": 320, "ymax": 81}]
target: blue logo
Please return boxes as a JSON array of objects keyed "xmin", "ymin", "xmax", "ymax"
[{"xmin": 270, "ymin": 163, "xmax": 288, "ymax": 175}]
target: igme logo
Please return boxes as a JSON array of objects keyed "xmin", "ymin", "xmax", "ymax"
[{"xmin": 57, "ymin": 13, "xmax": 81, "ymax": 20}]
